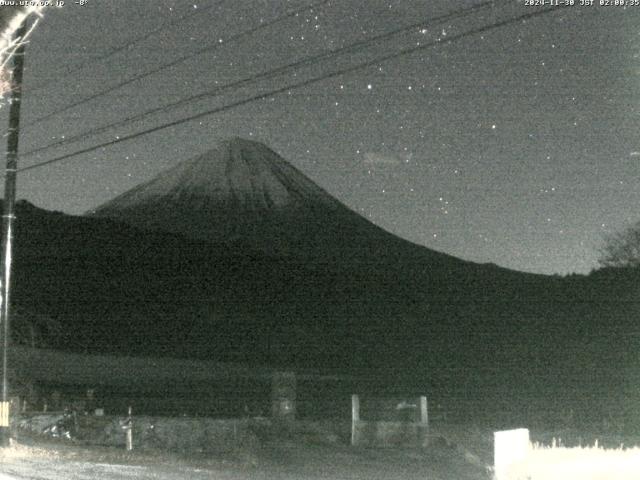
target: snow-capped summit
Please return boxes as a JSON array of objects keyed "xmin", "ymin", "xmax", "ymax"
[
  {"xmin": 88, "ymin": 138, "xmax": 401, "ymax": 259},
  {"xmin": 94, "ymin": 137, "xmax": 340, "ymax": 214}
]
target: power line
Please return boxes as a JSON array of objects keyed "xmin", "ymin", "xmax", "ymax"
[
  {"xmin": 19, "ymin": 4, "xmax": 569, "ymax": 174},
  {"xmin": 20, "ymin": 2, "xmax": 562, "ymax": 172},
  {"xmin": 28, "ymin": 1, "xmax": 225, "ymax": 94},
  {"xmin": 25, "ymin": 0, "xmax": 331, "ymax": 128},
  {"xmin": 22, "ymin": 0, "xmax": 497, "ymax": 158}
]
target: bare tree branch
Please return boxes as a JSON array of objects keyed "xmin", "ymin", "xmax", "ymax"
[{"xmin": 599, "ymin": 221, "xmax": 640, "ymax": 268}]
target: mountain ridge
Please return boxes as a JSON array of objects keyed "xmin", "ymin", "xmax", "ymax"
[{"xmin": 87, "ymin": 138, "xmax": 473, "ymax": 267}]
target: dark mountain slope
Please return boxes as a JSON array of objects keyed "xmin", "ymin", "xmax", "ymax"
[
  {"xmin": 10, "ymin": 198, "xmax": 567, "ymax": 368},
  {"xmin": 5, "ymin": 202, "xmax": 627, "ymax": 421}
]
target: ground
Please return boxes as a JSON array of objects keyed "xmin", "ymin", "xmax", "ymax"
[{"xmin": 0, "ymin": 428, "xmax": 492, "ymax": 480}]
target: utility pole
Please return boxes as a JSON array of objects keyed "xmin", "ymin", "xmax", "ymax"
[{"xmin": 0, "ymin": 19, "xmax": 27, "ymax": 447}]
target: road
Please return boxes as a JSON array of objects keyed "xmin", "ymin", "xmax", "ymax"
[
  {"xmin": 0, "ymin": 438, "xmax": 491, "ymax": 480},
  {"xmin": 0, "ymin": 460, "xmax": 216, "ymax": 480}
]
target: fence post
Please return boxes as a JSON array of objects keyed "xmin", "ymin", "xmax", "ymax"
[
  {"xmin": 351, "ymin": 394, "xmax": 360, "ymax": 446},
  {"xmin": 419, "ymin": 396, "xmax": 428, "ymax": 427},
  {"xmin": 125, "ymin": 406, "xmax": 133, "ymax": 451}
]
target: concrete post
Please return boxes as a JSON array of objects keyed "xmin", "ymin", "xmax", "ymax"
[
  {"xmin": 419, "ymin": 396, "xmax": 428, "ymax": 426},
  {"xmin": 351, "ymin": 394, "xmax": 360, "ymax": 446}
]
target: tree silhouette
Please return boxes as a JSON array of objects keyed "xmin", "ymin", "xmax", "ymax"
[{"xmin": 599, "ymin": 221, "xmax": 640, "ymax": 268}]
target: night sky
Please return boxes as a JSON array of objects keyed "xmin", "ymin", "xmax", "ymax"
[{"xmin": 1, "ymin": 0, "xmax": 639, "ymax": 275}]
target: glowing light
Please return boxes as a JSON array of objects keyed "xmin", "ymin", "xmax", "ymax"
[{"xmin": 0, "ymin": 6, "xmax": 44, "ymax": 97}]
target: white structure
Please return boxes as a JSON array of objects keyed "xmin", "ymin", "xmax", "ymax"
[{"xmin": 494, "ymin": 428, "xmax": 530, "ymax": 480}]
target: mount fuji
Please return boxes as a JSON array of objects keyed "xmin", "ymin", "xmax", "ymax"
[{"xmin": 88, "ymin": 137, "xmax": 454, "ymax": 265}]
